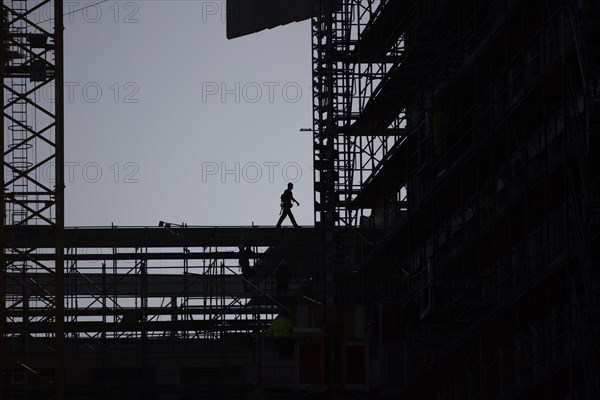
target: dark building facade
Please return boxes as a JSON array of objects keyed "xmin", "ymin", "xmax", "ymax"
[{"xmin": 311, "ymin": 0, "xmax": 599, "ymax": 398}]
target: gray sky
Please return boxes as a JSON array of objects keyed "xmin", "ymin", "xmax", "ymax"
[{"xmin": 56, "ymin": 0, "xmax": 313, "ymax": 227}]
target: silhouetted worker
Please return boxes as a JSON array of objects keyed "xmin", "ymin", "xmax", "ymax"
[
  {"xmin": 266, "ymin": 309, "xmax": 293, "ymax": 356},
  {"xmin": 274, "ymin": 262, "xmax": 291, "ymax": 294},
  {"xmin": 239, "ymin": 245, "xmax": 254, "ymax": 291},
  {"xmin": 276, "ymin": 182, "xmax": 300, "ymax": 228}
]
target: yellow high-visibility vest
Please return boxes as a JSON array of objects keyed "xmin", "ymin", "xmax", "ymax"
[{"xmin": 266, "ymin": 316, "xmax": 292, "ymax": 338}]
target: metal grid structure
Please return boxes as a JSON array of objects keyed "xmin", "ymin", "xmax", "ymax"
[
  {"xmin": 312, "ymin": 0, "xmax": 599, "ymax": 398},
  {"xmin": 1, "ymin": 0, "xmax": 64, "ymax": 398},
  {"xmin": 312, "ymin": 0, "xmax": 410, "ymax": 230},
  {"xmin": 311, "ymin": 2, "xmax": 413, "ymax": 393},
  {"xmin": 2, "ymin": 225, "xmax": 317, "ymax": 398}
]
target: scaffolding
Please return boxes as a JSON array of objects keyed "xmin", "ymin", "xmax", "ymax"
[
  {"xmin": 2, "ymin": 0, "xmax": 65, "ymax": 398},
  {"xmin": 2, "ymin": 225, "xmax": 319, "ymax": 397},
  {"xmin": 312, "ymin": 0, "xmax": 599, "ymax": 397}
]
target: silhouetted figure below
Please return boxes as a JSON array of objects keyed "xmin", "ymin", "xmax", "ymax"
[
  {"xmin": 238, "ymin": 245, "xmax": 254, "ymax": 291},
  {"xmin": 276, "ymin": 182, "xmax": 300, "ymax": 228},
  {"xmin": 274, "ymin": 262, "xmax": 290, "ymax": 294}
]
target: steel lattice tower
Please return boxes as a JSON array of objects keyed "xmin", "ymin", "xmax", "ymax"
[{"xmin": 1, "ymin": 1, "xmax": 65, "ymax": 398}]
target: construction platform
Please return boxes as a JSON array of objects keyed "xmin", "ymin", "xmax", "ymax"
[
  {"xmin": 3, "ymin": 225, "xmax": 316, "ymax": 248},
  {"xmin": 1, "ymin": 225, "xmax": 342, "ymax": 337}
]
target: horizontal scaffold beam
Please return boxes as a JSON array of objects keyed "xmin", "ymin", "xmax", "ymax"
[
  {"xmin": 2, "ymin": 225, "xmax": 316, "ymax": 248},
  {"xmin": 3, "ymin": 306, "xmax": 279, "ymax": 318},
  {"xmin": 4, "ymin": 272, "xmax": 305, "ymax": 297},
  {"xmin": 4, "ymin": 250, "xmax": 310, "ymax": 262},
  {"xmin": 3, "ymin": 319, "xmax": 271, "ymax": 335}
]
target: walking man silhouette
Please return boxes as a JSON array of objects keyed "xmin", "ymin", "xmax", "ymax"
[{"xmin": 276, "ymin": 183, "xmax": 300, "ymax": 228}]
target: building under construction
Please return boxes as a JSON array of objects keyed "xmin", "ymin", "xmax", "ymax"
[{"xmin": 2, "ymin": 0, "xmax": 599, "ymax": 399}]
